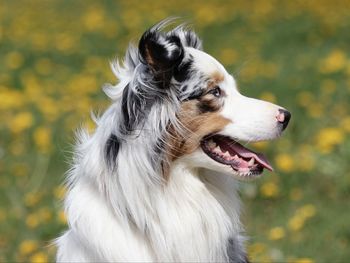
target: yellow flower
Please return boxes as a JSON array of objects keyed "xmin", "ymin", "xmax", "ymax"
[
  {"xmin": 0, "ymin": 88, "xmax": 23, "ymax": 110},
  {"xmin": 10, "ymin": 112, "xmax": 34, "ymax": 134},
  {"xmin": 30, "ymin": 252, "xmax": 48, "ymax": 263},
  {"xmin": 248, "ymin": 242, "xmax": 266, "ymax": 256},
  {"xmin": 288, "ymin": 204, "xmax": 316, "ymax": 232},
  {"xmin": 268, "ymin": 227, "xmax": 285, "ymax": 240},
  {"xmin": 19, "ymin": 240, "xmax": 38, "ymax": 255},
  {"xmin": 33, "ymin": 126, "xmax": 52, "ymax": 153},
  {"xmin": 316, "ymin": 127, "xmax": 344, "ymax": 153},
  {"xmin": 275, "ymin": 154, "xmax": 294, "ymax": 173},
  {"xmin": 26, "ymin": 213, "xmax": 40, "ymax": 229},
  {"xmin": 68, "ymin": 74, "xmax": 98, "ymax": 95},
  {"xmin": 298, "ymin": 204, "xmax": 316, "ymax": 219},
  {"xmin": 55, "ymin": 33, "xmax": 76, "ymax": 52},
  {"xmin": 24, "ymin": 192, "xmax": 41, "ymax": 207},
  {"xmin": 295, "ymin": 258, "xmax": 314, "ymax": 263},
  {"xmin": 319, "ymin": 49, "xmax": 347, "ymax": 73},
  {"xmin": 38, "ymin": 207, "xmax": 52, "ymax": 222},
  {"xmin": 288, "ymin": 215, "xmax": 305, "ymax": 231},
  {"xmin": 260, "ymin": 181, "xmax": 279, "ymax": 198},
  {"xmin": 260, "ymin": 92, "xmax": 276, "ymax": 103},
  {"xmin": 82, "ymin": 7, "xmax": 105, "ymax": 31}
]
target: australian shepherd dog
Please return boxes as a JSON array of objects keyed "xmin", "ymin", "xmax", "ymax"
[{"xmin": 56, "ymin": 19, "xmax": 291, "ymax": 262}]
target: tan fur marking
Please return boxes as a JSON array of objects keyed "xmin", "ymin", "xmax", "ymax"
[
  {"xmin": 198, "ymin": 93, "xmax": 224, "ymax": 112},
  {"xmin": 145, "ymin": 45, "xmax": 155, "ymax": 67},
  {"xmin": 211, "ymin": 71, "xmax": 224, "ymax": 83},
  {"xmin": 162, "ymin": 72, "xmax": 227, "ymax": 179},
  {"xmin": 162, "ymin": 100, "xmax": 230, "ymax": 179}
]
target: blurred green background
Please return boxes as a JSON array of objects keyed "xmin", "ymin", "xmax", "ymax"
[{"xmin": 1, "ymin": 0, "xmax": 350, "ymax": 262}]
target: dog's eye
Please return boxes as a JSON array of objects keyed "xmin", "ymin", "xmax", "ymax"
[{"xmin": 208, "ymin": 86, "xmax": 221, "ymax": 98}]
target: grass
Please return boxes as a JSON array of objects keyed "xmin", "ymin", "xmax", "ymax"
[{"xmin": 1, "ymin": 0, "xmax": 350, "ymax": 262}]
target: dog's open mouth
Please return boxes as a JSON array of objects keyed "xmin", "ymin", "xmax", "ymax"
[{"xmin": 200, "ymin": 135, "xmax": 273, "ymax": 177}]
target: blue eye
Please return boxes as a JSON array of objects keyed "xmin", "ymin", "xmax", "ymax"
[{"xmin": 208, "ymin": 86, "xmax": 221, "ymax": 97}]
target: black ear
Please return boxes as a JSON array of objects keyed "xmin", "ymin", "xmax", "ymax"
[{"xmin": 139, "ymin": 26, "xmax": 184, "ymax": 88}]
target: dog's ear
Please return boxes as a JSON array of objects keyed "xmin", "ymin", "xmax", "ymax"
[{"xmin": 139, "ymin": 27, "xmax": 184, "ymax": 88}]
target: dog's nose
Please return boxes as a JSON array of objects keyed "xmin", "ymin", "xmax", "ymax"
[{"xmin": 276, "ymin": 109, "xmax": 291, "ymax": 130}]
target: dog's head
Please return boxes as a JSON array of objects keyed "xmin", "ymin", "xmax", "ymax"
[{"xmin": 112, "ymin": 20, "xmax": 290, "ymax": 181}]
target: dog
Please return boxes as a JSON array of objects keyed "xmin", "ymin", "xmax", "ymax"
[{"xmin": 56, "ymin": 19, "xmax": 291, "ymax": 262}]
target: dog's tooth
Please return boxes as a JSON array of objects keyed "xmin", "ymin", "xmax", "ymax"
[
  {"xmin": 223, "ymin": 151, "xmax": 230, "ymax": 159},
  {"xmin": 248, "ymin": 158, "xmax": 255, "ymax": 166},
  {"xmin": 213, "ymin": 146, "xmax": 221, "ymax": 153}
]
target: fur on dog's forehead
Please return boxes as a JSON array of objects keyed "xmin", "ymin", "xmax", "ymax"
[
  {"xmin": 185, "ymin": 47, "xmax": 226, "ymax": 78},
  {"xmin": 180, "ymin": 47, "xmax": 237, "ymax": 97}
]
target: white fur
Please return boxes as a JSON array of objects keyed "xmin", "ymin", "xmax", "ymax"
[{"xmin": 56, "ymin": 128, "xmax": 245, "ymax": 261}]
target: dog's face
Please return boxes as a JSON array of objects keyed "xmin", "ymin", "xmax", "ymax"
[{"xmin": 138, "ymin": 23, "xmax": 291, "ymax": 180}]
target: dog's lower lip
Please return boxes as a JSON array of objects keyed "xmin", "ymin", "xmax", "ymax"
[{"xmin": 200, "ymin": 134, "xmax": 273, "ymax": 176}]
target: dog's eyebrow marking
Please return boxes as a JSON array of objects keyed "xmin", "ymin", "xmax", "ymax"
[
  {"xmin": 105, "ymin": 134, "xmax": 120, "ymax": 168},
  {"xmin": 211, "ymin": 70, "xmax": 224, "ymax": 83}
]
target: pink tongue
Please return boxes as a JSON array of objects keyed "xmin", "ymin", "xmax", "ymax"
[{"xmin": 229, "ymin": 142, "xmax": 274, "ymax": 171}]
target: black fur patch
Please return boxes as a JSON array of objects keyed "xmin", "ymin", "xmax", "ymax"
[
  {"xmin": 121, "ymin": 87, "xmax": 134, "ymax": 133},
  {"xmin": 174, "ymin": 60, "xmax": 193, "ymax": 82},
  {"xmin": 120, "ymin": 86, "xmax": 148, "ymax": 135},
  {"xmin": 183, "ymin": 30, "xmax": 202, "ymax": 49},
  {"xmin": 105, "ymin": 134, "xmax": 120, "ymax": 167},
  {"xmin": 227, "ymin": 238, "xmax": 250, "ymax": 263},
  {"xmin": 139, "ymin": 28, "xmax": 184, "ymax": 89}
]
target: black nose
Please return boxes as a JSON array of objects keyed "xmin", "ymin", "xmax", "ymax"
[{"xmin": 277, "ymin": 109, "xmax": 291, "ymax": 130}]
